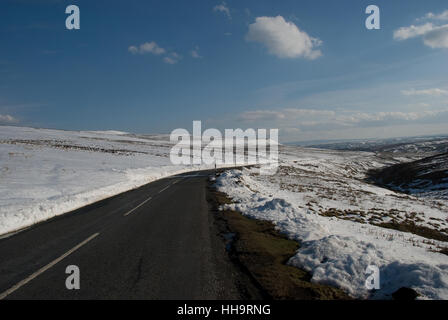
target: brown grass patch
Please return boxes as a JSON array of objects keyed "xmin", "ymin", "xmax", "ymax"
[{"xmin": 208, "ymin": 187, "xmax": 350, "ymax": 300}]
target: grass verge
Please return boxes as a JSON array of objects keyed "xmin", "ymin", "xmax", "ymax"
[{"xmin": 207, "ymin": 184, "xmax": 350, "ymax": 300}]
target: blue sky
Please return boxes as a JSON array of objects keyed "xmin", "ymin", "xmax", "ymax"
[{"xmin": 0, "ymin": 0, "xmax": 447, "ymax": 142}]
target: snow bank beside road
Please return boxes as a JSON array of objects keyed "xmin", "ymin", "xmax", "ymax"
[
  {"xmin": 0, "ymin": 126, "xmax": 215, "ymax": 236},
  {"xmin": 215, "ymin": 166, "xmax": 448, "ymax": 300}
]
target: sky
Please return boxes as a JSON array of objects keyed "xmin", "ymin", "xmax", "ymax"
[{"xmin": 0, "ymin": 0, "xmax": 447, "ymax": 142}]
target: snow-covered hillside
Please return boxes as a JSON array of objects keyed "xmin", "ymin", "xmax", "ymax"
[
  {"xmin": 309, "ymin": 136, "xmax": 448, "ymax": 155},
  {"xmin": 215, "ymin": 145, "xmax": 448, "ymax": 300},
  {"xmin": 368, "ymin": 152, "xmax": 448, "ymax": 200},
  {"xmin": 2, "ymin": 125, "xmax": 447, "ymax": 299},
  {"xmin": 0, "ymin": 126, "xmax": 218, "ymax": 236}
]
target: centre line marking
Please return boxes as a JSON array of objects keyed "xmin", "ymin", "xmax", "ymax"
[
  {"xmin": 0, "ymin": 232, "xmax": 99, "ymax": 300},
  {"xmin": 123, "ymin": 196, "xmax": 152, "ymax": 217},
  {"xmin": 158, "ymin": 185, "xmax": 170, "ymax": 194}
]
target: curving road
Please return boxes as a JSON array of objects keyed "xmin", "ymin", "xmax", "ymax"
[{"xmin": 0, "ymin": 170, "xmax": 247, "ymax": 299}]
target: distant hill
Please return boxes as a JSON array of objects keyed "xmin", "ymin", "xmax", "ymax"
[
  {"xmin": 367, "ymin": 152, "xmax": 448, "ymax": 199},
  {"xmin": 291, "ymin": 135, "xmax": 448, "ymax": 155}
]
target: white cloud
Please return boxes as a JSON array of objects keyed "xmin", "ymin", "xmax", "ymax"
[
  {"xmin": 213, "ymin": 2, "xmax": 231, "ymax": 19},
  {"xmin": 393, "ymin": 23, "xmax": 434, "ymax": 40},
  {"xmin": 246, "ymin": 16, "xmax": 322, "ymax": 60},
  {"xmin": 401, "ymin": 88, "xmax": 448, "ymax": 96},
  {"xmin": 208, "ymin": 80, "xmax": 448, "ymax": 141},
  {"xmin": 394, "ymin": 11, "xmax": 448, "ymax": 49},
  {"xmin": 129, "ymin": 41, "xmax": 182, "ymax": 64},
  {"xmin": 423, "ymin": 25, "xmax": 448, "ymax": 48},
  {"xmin": 191, "ymin": 46, "xmax": 202, "ymax": 58},
  {"xmin": 336, "ymin": 111, "xmax": 438, "ymax": 122},
  {"xmin": 236, "ymin": 107, "xmax": 448, "ymax": 130},
  {"xmin": 0, "ymin": 114, "xmax": 18, "ymax": 124},
  {"xmin": 419, "ymin": 10, "xmax": 448, "ymax": 21},
  {"xmin": 128, "ymin": 46, "xmax": 139, "ymax": 54},
  {"xmin": 239, "ymin": 109, "xmax": 336, "ymax": 122},
  {"xmin": 163, "ymin": 57, "xmax": 176, "ymax": 64},
  {"xmin": 163, "ymin": 52, "xmax": 182, "ymax": 64},
  {"xmin": 128, "ymin": 41, "xmax": 166, "ymax": 55},
  {"xmin": 239, "ymin": 110, "xmax": 286, "ymax": 121}
]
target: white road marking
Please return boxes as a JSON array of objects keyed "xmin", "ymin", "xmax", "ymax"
[
  {"xmin": 0, "ymin": 226, "xmax": 32, "ymax": 240},
  {"xmin": 158, "ymin": 185, "xmax": 170, "ymax": 194},
  {"xmin": 0, "ymin": 232, "xmax": 99, "ymax": 300},
  {"xmin": 123, "ymin": 196, "xmax": 152, "ymax": 217}
]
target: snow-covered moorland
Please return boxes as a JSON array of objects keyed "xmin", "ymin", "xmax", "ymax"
[
  {"xmin": 2, "ymin": 125, "xmax": 447, "ymax": 299},
  {"xmin": 215, "ymin": 145, "xmax": 448, "ymax": 299},
  {"xmin": 0, "ymin": 125, "xmax": 223, "ymax": 236}
]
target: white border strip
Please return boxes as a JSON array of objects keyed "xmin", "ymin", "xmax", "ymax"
[{"xmin": 0, "ymin": 232, "xmax": 100, "ymax": 300}]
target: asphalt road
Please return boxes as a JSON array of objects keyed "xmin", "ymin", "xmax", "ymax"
[{"xmin": 0, "ymin": 170, "xmax": 246, "ymax": 299}]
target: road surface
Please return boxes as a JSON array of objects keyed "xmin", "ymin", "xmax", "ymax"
[{"xmin": 0, "ymin": 170, "xmax": 248, "ymax": 299}]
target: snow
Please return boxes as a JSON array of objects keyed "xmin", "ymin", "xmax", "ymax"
[
  {"xmin": 0, "ymin": 125, "xmax": 235, "ymax": 236},
  {"xmin": 2, "ymin": 125, "xmax": 447, "ymax": 299},
  {"xmin": 215, "ymin": 146, "xmax": 448, "ymax": 300}
]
